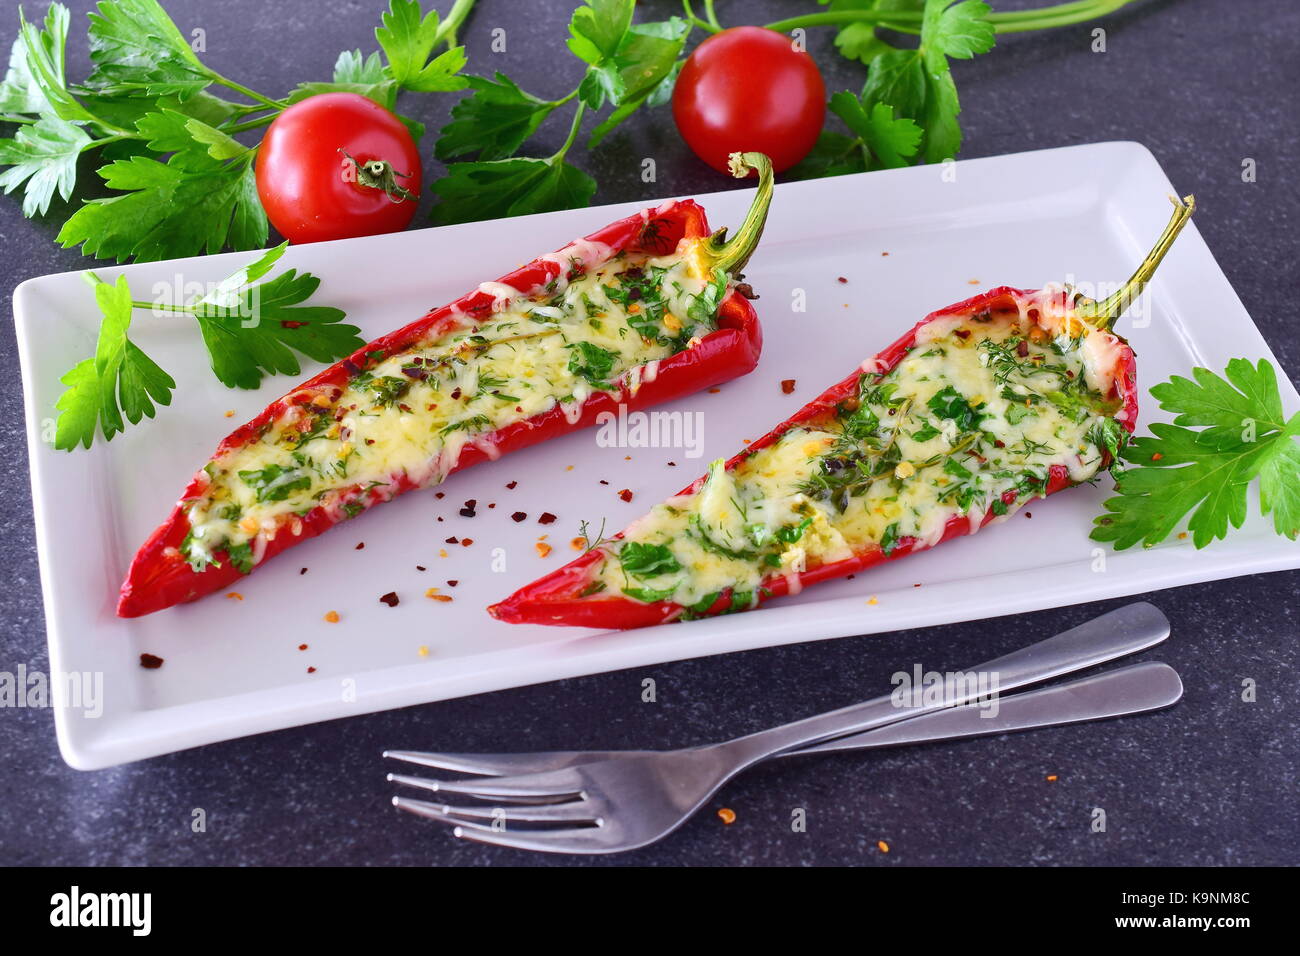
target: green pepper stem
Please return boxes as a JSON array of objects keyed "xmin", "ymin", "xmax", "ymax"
[
  {"xmin": 705, "ymin": 152, "xmax": 775, "ymax": 276},
  {"xmin": 1077, "ymin": 194, "xmax": 1196, "ymax": 331}
]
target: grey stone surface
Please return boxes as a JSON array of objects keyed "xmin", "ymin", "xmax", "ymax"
[{"xmin": 0, "ymin": 0, "xmax": 1296, "ymax": 866}]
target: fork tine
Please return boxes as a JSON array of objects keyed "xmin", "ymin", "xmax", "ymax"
[
  {"xmin": 389, "ymin": 766, "xmax": 587, "ymax": 800},
  {"xmin": 450, "ymin": 818, "xmax": 618, "ymax": 855},
  {"xmin": 392, "ymin": 795, "xmax": 601, "ymax": 825},
  {"xmin": 383, "ymin": 749, "xmax": 590, "ymax": 777}
]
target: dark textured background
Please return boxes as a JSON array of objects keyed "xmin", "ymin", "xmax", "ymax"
[{"xmin": 2, "ymin": 0, "xmax": 1297, "ymax": 866}]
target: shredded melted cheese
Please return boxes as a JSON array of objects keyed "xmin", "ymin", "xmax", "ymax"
[
  {"xmin": 588, "ymin": 314, "xmax": 1123, "ymax": 610},
  {"xmin": 181, "ymin": 241, "xmax": 730, "ymax": 572}
]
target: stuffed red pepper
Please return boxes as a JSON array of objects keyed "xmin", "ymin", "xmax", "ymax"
[
  {"xmin": 117, "ymin": 153, "xmax": 776, "ymax": 617},
  {"xmin": 490, "ymin": 196, "xmax": 1196, "ymax": 629}
]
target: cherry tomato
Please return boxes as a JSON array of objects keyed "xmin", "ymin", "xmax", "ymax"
[
  {"xmin": 255, "ymin": 93, "xmax": 421, "ymax": 244},
  {"xmin": 672, "ymin": 26, "xmax": 826, "ymax": 175}
]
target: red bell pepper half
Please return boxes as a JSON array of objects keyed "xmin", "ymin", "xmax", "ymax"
[
  {"xmin": 117, "ymin": 153, "xmax": 777, "ymax": 617},
  {"xmin": 489, "ymin": 196, "xmax": 1197, "ymax": 629}
]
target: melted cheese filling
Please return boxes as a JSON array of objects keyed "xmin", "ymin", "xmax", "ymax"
[
  {"xmin": 182, "ymin": 241, "xmax": 727, "ymax": 572},
  {"xmin": 589, "ymin": 316, "xmax": 1123, "ymax": 610}
]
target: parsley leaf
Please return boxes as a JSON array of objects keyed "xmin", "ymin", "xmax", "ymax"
[
  {"xmin": 568, "ymin": 0, "xmax": 635, "ymax": 109},
  {"xmin": 56, "ymin": 149, "xmax": 267, "ymax": 263},
  {"xmin": 586, "ymin": 17, "xmax": 690, "ymax": 147},
  {"xmin": 187, "ymin": 244, "xmax": 364, "ymax": 389},
  {"xmin": 436, "ymin": 73, "xmax": 559, "ymax": 161},
  {"xmin": 618, "ymin": 542, "xmax": 681, "ymax": 579},
  {"xmin": 827, "ymin": 92, "xmax": 922, "ymax": 169},
  {"xmin": 859, "ymin": 0, "xmax": 994, "ymax": 163},
  {"xmin": 54, "ymin": 273, "xmax": 175, "ymax": 450},
  {"xmin": 821, "ymin": 0, "xmax": 924, "ymax": 66},
  {"xmin": 567, "ymin": 341, "xmax": 619, "ymax": 390},
  {"xmin": 431, "ymin": 155, "xmax": 596, "ymax": 226},
  {"xmin": 83, "ymin": 0, "xmax": 214, "ymax": 99},
  {"xmin": 375, "ymin": 0, "xmax": 468, "ymax": 92},
  {"xmin": 1092, "ymin": 359, "xmax": 1300, "ymax": 549},
  {"xmin": 0, "ymin": 115, "xmax": 91, "ymax": 216}
]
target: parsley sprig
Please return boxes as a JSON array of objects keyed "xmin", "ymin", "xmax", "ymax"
[
  {"xmin": 1092, "ymin": 359, "xmax": 1300, "ymax": 549},
  {"xmin": 0, "ymin": 0, "xmax": 468, "ymax": 262},
  {"xmin": 54, "ymin": 242, "xmax": 362, "ymax": 449}
]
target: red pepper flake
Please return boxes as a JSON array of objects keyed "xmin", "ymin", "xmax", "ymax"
[
  {"xmin": 447, "ymin": 580, "xmax": 459, "ymax": 587},
  {"xmin": 667, "ymin": 462, "xmax": 676, "ymax": 467},
  {"xmin": 365, "ymin": 438, "xmax": 375, "ymax": 445},
  {"xmin": 355, "ymin": 542, "xmax": 365, "ymax": 550},
  {"xmin": 535, "ymin": 541, "xmax": 553, "ymax": 558},
  {"xmin": 846, "ymin": 574, "xmax": 856, "ymax": 581},
  {"xmin": 299, "ymin": 567, "xmax": 308, "ymax": 575},
  {"xmin": 708, "ymin": 387, "xmax": 721, "ymax": 394},
  {"xmin": 298, "ymin": 643, "xmax": 308, "ymax": 650},
  {"xmin": 836, "ymin": 276, "xmax": 848, "ymax": 284},
  {"xmin": 436, "ymin": 516, "xmax": 444, "ymax": 522},
  {"xmin": 379, "ymin": 592, "xmax": 400, "ymax": 607},
  {"xmin": 445, "ymin": 536, "xmax": 459, "ymax": 544},
  {"xmin": 539, "ymin": 512, "xmax": 557, "ymax": 525},
  {"xmin": 1024, "ymin": 512, "xmax": 1033, "ymax": 519},
  {"xmin": 1016, "ymin": 340, "xmax": 1030, "ymax": 357},
  {"xmin": 599, "ymin": 479, "xmax": 610, "ymax": 485},
  {"xmin": 618, "ymin": 488, "xmax": 633, "ymax": 503},
  {"xmin": 881, "ymin": 251, "xmax": 889, "ymax": 257},
  {"xmin": 780, "ymin": 379, "xmax": 796, "ymax": 394},
  {"xmin": 139, "ymin": 653, "xmax": 164, "ymax": 670},
  {"xmin": 435, "ymin": 492, "xmax": 445, "ymax": 499},
  {"xmin": 511, "ymin": 511, "xmax": 527, "ymax": 522},
  {"xmin": 506, "ymin": 481, "xmax": 518, "ymax": 489},
  {"xmin": 398, "ymin": 403, "xmax": 412, "ymax": 413},
  {"xmin": 488, "ymin": 502, "xmax": 496, "ymax": 509},
  {"xmin": 450, "ymin": 387, "xmax": 462, "ymax": 400},
  {"xmin": 1151, "ymin": 452, "xmax": 1163, "ymax": 461},
  {"xmin": 994, "ymin": 439, "xmax": 1005, "ymax": 448},
  {"xmin": 416, "ymin": 565, "xmax": 426, "ymax": 571},
  {"xmin": 954, "ymin": 329, "xmax": 971, "ymax": 339},
  {"xmin": 226, "ymin": 591, "xmax": 243, "ymax": 601},
  {"xmin": 307, "ymin": 666, "xmax": 317, "ymax": 674},
  {"xmin": 459, "ymin": 499, "xmax": 477, "ymax": 517},
  {"xmin": 461, "ymin": 538, "xmax": 473, "ymax": 547},
  {"xmin": 913, "ymin": 583, "xmax": 922, "ymax": 588}
]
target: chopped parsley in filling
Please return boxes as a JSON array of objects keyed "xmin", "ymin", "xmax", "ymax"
[
  {"xmin": 588, "ymin": 318, "xmax": 1126, "ymax": 612},
  {"xmin": 181, "ymin": 243, "xmax": 730, "ymax": 573}
]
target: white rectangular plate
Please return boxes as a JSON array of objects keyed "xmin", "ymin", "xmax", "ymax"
[{"xmin": 17, "ymin": 142, "xmax": 1299, "ymax": 769}]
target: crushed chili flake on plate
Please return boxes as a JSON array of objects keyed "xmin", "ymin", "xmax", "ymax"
[
  {"xmin": 324, "ymin": 611, "xmax": 339, "ymax": 623},
  {"xmin": 226, "ymin": 592, "xmax": 243, "ymax": 601},
  {"xmin": 538, "ymin": 513, "xmax": 557, "ymax": 525},
  {"xmin": 512, "ymin": 512, "xmax": 527, "ymax": 522},
  {"xmin": 536, "ymin": 542, "xmax": 553, "ymax": 558},
  {"xmin": 780, "ymin": 379, "xmax": 796, "ymax": 394},
  {"xmin": 379, "ymin": 592, "xmax": 400, "ymax": 607},
  {"xmin": 139, "ymin": 653, "xmax": 164, "ymax": 670},
  {"xmin": 355, "ymin": 542, "xmax": 364, "ymax": 550},
  {"xmin": 618, "ymin": 489, "xmax": 633, "ymax": 502},
  {"xmin": 506, "ymin": 481, "xmax": 518, "ymax": 489}
]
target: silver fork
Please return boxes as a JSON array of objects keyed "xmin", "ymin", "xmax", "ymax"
[
  {"xmin": 388, "ymin": 659, "xmax": 1181, "ymax": 778},
  {"xmin": 387, "ymin": 602, "xmax": 1172, "ymax": 854}
]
